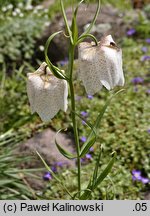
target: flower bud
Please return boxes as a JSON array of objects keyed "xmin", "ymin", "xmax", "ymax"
[
  {"xmin": 27, "ymin": 62, "xmax": 68, "ymax": 122},
  {"xmin": 78, "ymin": 35, "xmax": 124, "ymax": 95}
]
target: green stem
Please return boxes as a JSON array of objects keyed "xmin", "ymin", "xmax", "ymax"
[{"xmin": 68, "ymin": 44, "xmax": 81, "ymax": 198}]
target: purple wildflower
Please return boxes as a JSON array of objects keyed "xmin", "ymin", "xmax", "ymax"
[
  {"xmin": 59, "ymin": 57, "xmax": 68, "ymax": 66},
  {"xmin": 43, "ymin": 172, "xmax": 52, "ymax": 181},
  {"xmin": 141, "ymin": 177, "xmax": 149, "ymax": 184},
  {"xmin": 89, "ymin": 147, "xmax": 94, "ymax": 152},
  {"xmin": 132, "ymin": 175, "xmax": 138, "ymax": 181},
  {"xmin": 85, "ymin": 153, "xmax": 92, "ymax": 159},
  {"xmin": 132, "ymin": 170, "xmax": 150, "ymax": 184},
  {"xmin": 51, "ymin": 165, "xmax": 57, "ymax": 172},
  {"xmin": 82, "ymin": 120, "xmax": 86, "ymax": 125},
  {"xmin": 147, "ymin": 129, "xmax": 150, "ymax": 134},
  {"xmin": 141, "ymin": 55, "xmax": 150, "ymax": 61},
  {"xmin": 127, "ymin": 28, "xmax": 136, "ymax": 36},
  {"xmin": 80, "ymin": 136, "xmax": 87, "ymax": 142},
  {"xmin": 56, "ymin": 161, "xmax": 64, "ymax": 167},
  {"xmin": 141, "ymin": 46, "xmax": 147, "ymax": 53},
  {"xmin": 81, "ymin": 111, "xmax": 88, "ymax": 117},
  {"xmin": 132, "ymin": 170, "xmax": 142, "ymax": 181},
  {"xmin": 146, "ymin": 38, "xmax": 150, "ymax": 44},
  {"xmin": 87, "ymin": 95, "xmax": 93, "ymax": 99},
  {"xmin": 146, "ymin": 89, "xmax": 150, "ymax": 94},
  {"xmin": 80, "ymin": 158, "xmax": 86, "ymax": 163},
  {"xmin": 131, "ymin": 77, "xmax": 144, "ymax": 84}
]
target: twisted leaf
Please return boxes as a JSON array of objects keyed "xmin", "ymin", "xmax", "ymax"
[
  {"xmin": 76, "ymin": 33, "xmax": 98, "ymax": 46},
  {"xmin": 55, "ymin": 129, "xmax": 77, "ymax": 159},
  {"xmin": 44, "ymin": 31, "xmax": 69, "ymax": 80},
  {"xmin": 79, "ymin": 0, "xmax": 101, "ymax": 37}
]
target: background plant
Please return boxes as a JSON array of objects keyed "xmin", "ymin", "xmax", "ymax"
[
  {"xmin": 0, "ymin": 129, "xmax": 40, "ymax": 200},
  {"xmin": 0, "ymin": 2, "xmax": 48, "ymax": 68}
]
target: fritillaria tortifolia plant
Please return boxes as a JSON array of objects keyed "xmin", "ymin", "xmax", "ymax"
[{"xmin": 27, "ymin": 0, "xmax": 125, "ymax": 199}]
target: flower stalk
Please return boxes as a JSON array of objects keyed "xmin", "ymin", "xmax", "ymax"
[{"xmin": 68, "ymin": 44, "xmax": 81, "ymax": 196}]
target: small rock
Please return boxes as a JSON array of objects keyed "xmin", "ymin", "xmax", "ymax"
[{"xmin": 18, "ymin": 128, "xmax": 75, "ymax": 168}]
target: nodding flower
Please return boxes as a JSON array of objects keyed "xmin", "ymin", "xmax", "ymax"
[
  {"xmin": 27, "ymin": 62, "xmax": 68, "ymax": 122},
  {"xmin": 78, "ymin": 35, "xmax": 124, "ymax": 95}
]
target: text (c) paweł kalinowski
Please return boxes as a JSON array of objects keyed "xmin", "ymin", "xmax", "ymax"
[{"xmin": 20, "ymin": 202, "xmax": 103, "ymax": 212}]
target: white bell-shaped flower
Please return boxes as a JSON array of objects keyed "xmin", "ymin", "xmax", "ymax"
[
  {"xmin": 78, "ymin": 35, "xmax": 124, "ymax": 95},
  {"xmin": 27, "ymin": 62, "xmax": 68, "ymax": 122}
]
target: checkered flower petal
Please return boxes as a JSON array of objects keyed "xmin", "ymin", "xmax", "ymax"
[
  {"xmin": 78, "ymin": 35, "xmax": 124, "ymax": 95},
  {"xmin": 27, "ymin": 62, "xmax": 68, "ymax": 122}
]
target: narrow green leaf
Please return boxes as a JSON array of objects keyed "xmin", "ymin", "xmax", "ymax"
[
  {"xmin": 45, "ymin": 31, "xmax": 62, "ymax": 58},
  {"xmin": 12, "ymin": 182, "xmax": 33, "ymax": 196},
  {"xmin": 77, "ymin": 33, "xmax": 98, "ymax": 46},
  {"xmin": 36, "ymin": 151, "xmax": 62, "ymax": 182},
  {"xmin": 79, "ymin": 179, "xmax": 92, "ymax": 200},
  {"xmin": 79, "ymin": 189, "xmax": 92, "ymax": 200},
  {"xmin": 80, "ymin": 136, "xmax": 96, "ymax": 158},
  {"xmin": 71, "ymin": 111, "xmax": 97, "ymax": 157},
  {"xmin": 0, "ymin": 156, "xmax": 14, "ymax": 161},
  {"xmin": 45, "ymin": 56, "xmax": 67, "ymax": 80},
  {"xmin": 71, "ymin": 0, "xmax": 85, "ymax": 44},
  {"xmin": 73, "ymin": 185, "xmax": 91, "ymax": 200},
  {"xmin": 60, "ymin": 0, "xmax": 73, "ymax": 44},
  {"xmin": 36, "ymin": 151, "xmax": 73, "ymax": 199},
  {"xmin": 71, "ymin": 15, "xmax": 78, "ymax": 44},
  {"xmin": 44, "ymin": 31, "xmax": 69, "ymax": 80},
  {"xmin": 93, "ymin": 152, "xmax": 116, "ymax": 189},
  {"xmin": 74, "ymin": 0, "xmax": 85, "ymax": 16},
  {"xmin": 92, "ymin": 145, "xmax": 103, "ymax": 186},
  {"xmin": 3, "ymin": 173, "xmax": 21, "ymax": 180},
  {"xmin": 0, "ymin": 180, "xmax": 14, "ymax": 186},
  {"xmin": 55, "ymin": 128, "xmax": 77, "ymax": 159},
  {"xmin": 55, "ymin": 141, "xmax": 77, "ymax": 159},
  {"xmin": 80, "ymin": 0, "xmax": 101, "ymax": 36},
  {"xmin": 4, "ymin": 168, "xmax": 43, "ymax": 173},
  {"xmin": 6, "ymin": 187, "xmax": 20, "ymax": 195}
]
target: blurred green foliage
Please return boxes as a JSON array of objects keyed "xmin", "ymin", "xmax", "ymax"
[
  {"xmin": 0, "ymin": 6, "xmax": 48, "ymax": 66},
  {"xmin": 135, "ymin": 14, "xmax": 150, "ymax": 38},
  {"xmin": 0, "ymin": 0, "xmax": 45, "ymax": 7},
  {"xmin": 0, "ymin": 128, "xmax": 38, "ymax": 200},
  {"xmin": 0, "ymin": 64, "xmax": 32, "ymax": 132},
  {"xmin": 102, "ymin": 0, "xmax": 132, "ymax": 10},
  {"xmin": 0, "ymin": 0, "xmax": 22, "ymax": 7},
  {"xmin": 0, "ymin": 17, "xmax": 43, "ymax": 63}
]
